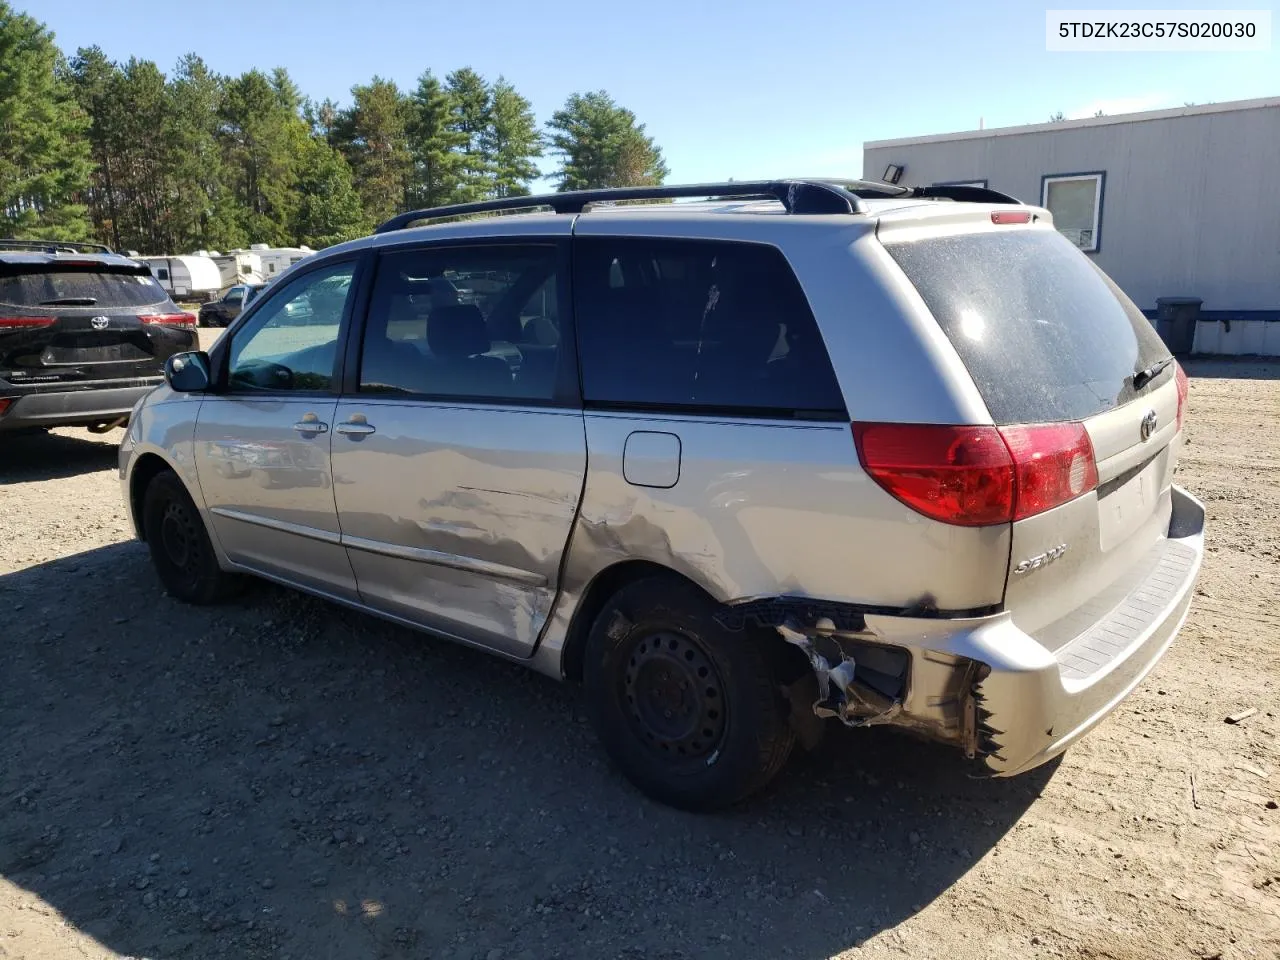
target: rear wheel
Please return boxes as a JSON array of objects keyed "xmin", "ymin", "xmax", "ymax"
[
  {"xmin": 583, "ymin": 575, "xmax": 795, "ymax": 811},
  {"xmin": 142, "ymin": 470, "xmax": 240, "ymax": 604}
]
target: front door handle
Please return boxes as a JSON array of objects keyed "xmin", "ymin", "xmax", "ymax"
[
  {"xmin": 335, "ymin": 419, "xmax": 376, "ymax": 437},
  {"xmin": 293, "ymin": 415, "xmax": 328, "ymax": 435}
]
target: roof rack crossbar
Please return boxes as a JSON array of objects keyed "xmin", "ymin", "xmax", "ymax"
[
  {"xmin": 0, "ymin": 238, "xmax": 114, "ymax": 254},
  {"xmin": 374, "ymin": 180, "xmax": 885, "ymax": 233}
]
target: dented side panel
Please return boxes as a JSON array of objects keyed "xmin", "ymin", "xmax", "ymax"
[
  {"xmin": 332, "ymin": 400, "xmax": 587, "ymax": 658},
  {"xmin": 531, "ymin": 411, "xmax": 1011, "ymax": 678}
]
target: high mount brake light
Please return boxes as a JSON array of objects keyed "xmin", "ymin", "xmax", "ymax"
[{"xmin": 853, "ymin": 421, "xmax": 1099, "ymax": 526}]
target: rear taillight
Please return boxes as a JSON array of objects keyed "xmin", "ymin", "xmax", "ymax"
[
  {"xmin": 139, "ymin": 312, "xmax": 197, "ymax": 328},
  {"xmin": 1174, "ymin": 362, "xmax": 1189, "ymax": 432},
  {"xmin": 0, "ymin": 398, "xmax": 13, "ymax": 417},
  {"xmin": 998, "ymin": 422, "xmax": 1099, "ymax": 520},
  {"xmin": 853, "ymin": 424, "xmax": 1015, "ymax": 526},
  {"xmin": 0, "ymin": 316, "xmax": 56, "ymax": 329},
  {"xmin": 853, "ymin": 421, "xmax": 1099, "ymax": 527}
]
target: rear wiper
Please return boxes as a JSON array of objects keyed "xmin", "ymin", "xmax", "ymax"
[
  {"xmin": 39, "ymin": 297, "xmax": 97, "ymax": 306},
  {"xmin": 1132, "ymin": 357, "xmax": 1174, "ymax": 390}
]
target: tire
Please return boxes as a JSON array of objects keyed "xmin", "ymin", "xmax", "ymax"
[
  {"xmin": 583, "ymin": 575, "xmax": 795, "ymax": 811},
  {"xmin": 142, "ymin": 470, "xmax": 241, "ymax": 604}
]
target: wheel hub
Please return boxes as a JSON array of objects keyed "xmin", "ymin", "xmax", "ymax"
[
  {"xmin": 160, "ymin": 501, "xmax": 197, "ymax": 574},
  {"xmin": 623, "ymin": 630, "xmax": 726, "ymax": 760}
]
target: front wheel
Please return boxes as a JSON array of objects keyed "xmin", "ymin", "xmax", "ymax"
[
  {"xmin": 142, "ymin": 470, "xmax": 241, "ymax": 604},
  {"xmin": 583, "ymin": 575, "xmax": 796, "ymax": 811}
]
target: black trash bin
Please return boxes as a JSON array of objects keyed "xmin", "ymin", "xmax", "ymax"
[{"xmin": 1155, "ymin": 297, "xmax": 1202, "ymax": 355}]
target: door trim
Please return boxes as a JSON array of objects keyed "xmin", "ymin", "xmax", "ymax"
[
  {"xmin": 339, "ymin": 533, "xmax": 548, "ymax": 586},
  {"xmin": 208, "ymin": 506, "xmax": 342, "ymax": 545}
]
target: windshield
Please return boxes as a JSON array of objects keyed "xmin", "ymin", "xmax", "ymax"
[{"xmin": 883, "ymin": 229, "xmax": 1171, "ymax": 423}]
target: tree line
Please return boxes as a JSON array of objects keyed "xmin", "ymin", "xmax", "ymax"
[{"xmin": 0, "ymin": 2, "xmax": 669, "ymax": 254}]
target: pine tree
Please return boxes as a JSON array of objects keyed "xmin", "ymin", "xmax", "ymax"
[
  {"xmin": 445, "ymin": 67, "xmax": 493, "ymax": 200},
  {"xmin": 334, "ymin": 77, "xmax": 412, "ymax": 225},
  {"xmin": 291, "ymin": 137, "xmax": 366, "ymax": 248},
  {"xmin": 406, "ymin": 69, "xmax": 467, "ymax": 208},
  {"xmin": 485, "ymin": 77, "xmax": 542, "ymax": 197},
  {"xmin": 546, "ymin": 91, "xmax": 667, "ymax": 191},
  {"xmin": 166, "ymin": 54, "xmax": 237, "ymax": 250},
  {"xmin": 66, "ymin": 45, "xmax": 124, "ymax": 248},
  {"xmin": 0, "ymin": 2, "xmax": 91, "ymax": 240},
  {"xmin": 219, "ymin": 69, "xmax": 309, "ymax": 244}
]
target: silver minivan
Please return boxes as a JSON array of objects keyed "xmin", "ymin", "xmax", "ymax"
[{"xmin": 119, "ymin": 179, "xmax": 1204, "ymax": 811}]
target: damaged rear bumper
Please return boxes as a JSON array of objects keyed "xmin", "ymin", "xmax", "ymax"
[{"xmin": 783, "ymin": 485, "xmax": 1206, "ymax": 776}]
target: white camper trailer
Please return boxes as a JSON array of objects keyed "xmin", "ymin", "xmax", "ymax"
[
  {"xmin": 249, "ymin": 243, "xmax": 314, "ymax": 279},
  {"xmin": 200, "ymin": 250, "xmax": 265, "ymax": 289},
  {"xmin": 140, "ymin": 255, "xmax": 222, "ymax": 301}
]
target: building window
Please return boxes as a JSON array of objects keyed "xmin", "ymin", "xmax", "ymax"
[{"xmin": 1041, "ymin": 172, "xmax": 1104, "ymax": 253}]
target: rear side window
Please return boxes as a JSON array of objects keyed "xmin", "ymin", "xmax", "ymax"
[
  {"xmin": 884, "ymin": 229, "xmax": 1170, "ymax": 424},
  {"xmin": 359, "ymin": 244, "xmax": 564, "ymax": 401},
  {"xmin": 573, "ymin": 238, "xmax": 845, "ymax": 419},
  {"xmin": 0, "ymin": 267, "xmax": 168, "ymax": 308}
]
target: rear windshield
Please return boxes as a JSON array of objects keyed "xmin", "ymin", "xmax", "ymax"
[
  {"xmin": 0, "ymin": 266, "xmax": 168, "ymax": 309},
  {"xmin": 884, "ymin": 229, "xmax": 1170, "ymax": 423}
]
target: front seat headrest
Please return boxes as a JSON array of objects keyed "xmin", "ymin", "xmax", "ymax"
[{"xmin": 427, "ymin": 304, "xmax": 490, "ymax": 359}]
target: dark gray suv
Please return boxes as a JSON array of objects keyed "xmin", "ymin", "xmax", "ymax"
[{"xmin": 0, "ymin": 240, "xmax": 197, "ymax": 435}]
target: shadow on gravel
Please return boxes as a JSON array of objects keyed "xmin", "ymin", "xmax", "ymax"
[
  {"xmin": 0, "ymin": 542, "xmax": 1054, "ymax": 960},
  {"xmin": 1183, "ymin": 357, "xmax": 1280, "ymax": 380},
  {"xmin": 0, "ymin": 430, "xmax": 120, "ymax": 484}
]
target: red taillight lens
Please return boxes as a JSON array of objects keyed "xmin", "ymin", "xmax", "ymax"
[
  {"xmin": 990, "ymin": 210, "xmax": 1032, "ymax": 224},
  {"xmin": 853, "ymin": 423, "xmax": 1016, "ymax": 526},
  {"xmin": 0, "ymin": 398, "xmax": 13, "ymax": 417},
  {"xmin": 998, "ymin": 422, "xmax": 1098, "ymax": 520},
  {"xmin": 0, "ymin": 316, "xmax": 56, "ymax": 329},
  {"xmin": 139, "ymin": 312, "xmax": 197, "ymax": 328},
  {"xmin": 1174, "ymin": 362, "xmax": 1189, "ymax": 432},
  {"xmin": 853, "ymin": 421, "xmax": 1098, "ymax": 526}
]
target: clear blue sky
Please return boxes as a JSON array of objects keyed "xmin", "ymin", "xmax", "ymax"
[{"xmin": 32, "ymin": 0, "xmax": 1279, "ymax": 186}]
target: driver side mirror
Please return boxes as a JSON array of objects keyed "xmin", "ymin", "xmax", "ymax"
[{"xmin": 165, "ymin": 351, "xmax": 211, "ymax": 392}]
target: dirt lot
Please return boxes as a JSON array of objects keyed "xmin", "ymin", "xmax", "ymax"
[{"xmin": 1, "ymin": 356, "xmax": 1276, "ymax": 960}]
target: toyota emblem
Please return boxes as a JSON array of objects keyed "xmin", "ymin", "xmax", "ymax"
[
  {"xmin": 1140, "ymin": 409, "xmax": 1158, "ymax": 441},
  {"xmin": 90, "ymin": 315, "xmax": 110, "ymax": 330}
]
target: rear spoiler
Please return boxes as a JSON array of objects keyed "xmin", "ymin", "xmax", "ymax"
[{"xmin": 908, "ymin": 185, "xmax": 1023, "ymax": 205}]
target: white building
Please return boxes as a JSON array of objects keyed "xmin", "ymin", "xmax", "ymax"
[{"xmin": 864, "ymin": 97, "xmax": 1280, "ymax": 356}]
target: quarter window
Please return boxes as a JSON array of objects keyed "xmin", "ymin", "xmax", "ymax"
[
  {"xmin": 1042, "ymin": 173, "xmax": 1104, "ymax": 252},
  {"xmin": 573, "ymin": 238, "xmax": 845, "ymax": 418},
  {"xmin": 227, "ymin": 261, "xmax": 354, "ymax": 392},
  {"xmin": 358, "ymin": 245, "xmax": 562, "ymax": 401}
]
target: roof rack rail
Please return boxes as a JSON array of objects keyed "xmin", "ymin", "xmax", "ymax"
[
  {"xmin": 373, "ymin": 178, "xmax": 1024, "ymax": 234},
  {"xmin": 375, "ymin": 180, "xmax": 889, "ymax": 233},
  {"xmin": 0, "ymin": 238, "xmax": 114, "ymax": 254}
]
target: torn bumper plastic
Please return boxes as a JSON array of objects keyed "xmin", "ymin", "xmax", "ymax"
[{"xmin": 782, "ymin": 485, "xmax": 1206, "ymax": 776}]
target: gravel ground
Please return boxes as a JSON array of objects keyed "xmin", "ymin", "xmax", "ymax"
[{"xmin": 0, "ymin": 355, "xmax": 1276, "ymax": 960}]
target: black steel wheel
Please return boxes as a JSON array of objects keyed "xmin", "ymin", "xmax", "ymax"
[
  {"xmin": 622, "ymin": 630, "xmax": 727, "ymax": 765},
  {"xmin": 583, "ymin": 575, "xmax": 795, "ymax": 811},
  {"xmin": 142, "ymin": 469, "xmax": 241, "ymax": 604}
]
